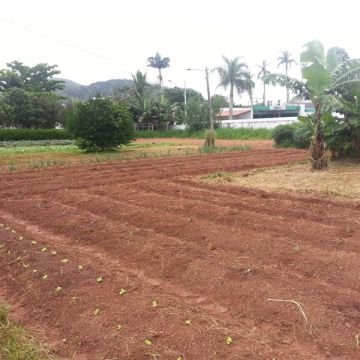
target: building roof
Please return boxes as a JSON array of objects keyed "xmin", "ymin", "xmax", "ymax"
[{"xmin": 218, "ymin": 108, "xmax": 252, "ymax": 117}]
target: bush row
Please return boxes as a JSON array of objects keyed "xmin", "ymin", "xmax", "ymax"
[
  {"xmin": 0, "ymin": 128, "xmax": 70, "ymax": 141},
  {"xmin": 136, "ymin": 127, "xmax": 273, "ymax": 140},
  {"xmin": 272, "ymin": 123, "xmax": 311, "ymax": 148}
]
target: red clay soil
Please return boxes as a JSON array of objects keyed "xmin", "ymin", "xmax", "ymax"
[{"xmin": 0, "ymin": 148, "xmax": 359, "ymax": 360}]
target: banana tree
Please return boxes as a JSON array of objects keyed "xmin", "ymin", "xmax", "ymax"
[{"xmin": 267, "ymin": 40, "xmax": 360, "ymax": 169}]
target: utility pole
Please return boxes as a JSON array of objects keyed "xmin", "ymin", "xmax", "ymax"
[
  {"xmin": 187, "ymin": 67, "xmax": 214, "ymax": 131},
  {"xmin": 205, "ymin": 67, "xmax": 214, "ymax": 130}
]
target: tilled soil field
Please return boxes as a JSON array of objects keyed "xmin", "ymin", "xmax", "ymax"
[{"xmin": 0, "ymin": 148, "xmax": 359, "ymax": 360}]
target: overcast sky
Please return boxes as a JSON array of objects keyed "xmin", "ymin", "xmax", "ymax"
[{"xmin": 1, "ymin": 0, "xmax": 359, "ymax": 104}]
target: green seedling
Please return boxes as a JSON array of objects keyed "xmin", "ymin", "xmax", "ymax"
[
  {"xmin": 23, "ymin": 264, "xmax": 29, "ymax": 268},
  {"xmin": 151, "ymin": 300, "xmax": 158, "ymax": 308},
  {"xmin": 185, "ymin": 319, "xmax": 192, "ymax": 326},
  {"xmin": 144, "ymin": 339, "xmax": 152, "ymax": 346},
  {"xmin": 96, "ymin": 276, "xmax": 103, "ymax": 283},
  {"xmin": 116, "ymin": 324, "xmax": 122, "ymax": 331},
  {"xmin": 55, "ymin": 286, "xmax": 62, "ymax": 292},
  {"xmin": 41, "ymin": 247, "xmax": 47, "ymax": 252},
  {"xmin": 42, "ymin": 274, "xmax": 48, "ymax": 280},
  {"xmin": 78, "ymin": 265, "xmax": 83, "ymax": 270},
  {"xmin": 11, "ymin": 229, "xmax": 16, "ymax": 233},
  {"xmin": 61, "ymin": 258, "xmax": 69, "ymax": 264},
  {"xmin": 225, "ymin": 336, "xmax": 233, "ymax": 345},
  {"xmin": 50, "ymin": 250, "xmax": 57, "ymax": 255},
  {"xmin": 31, "ymin": 240, "xmax": 37, "ymax": 245}
]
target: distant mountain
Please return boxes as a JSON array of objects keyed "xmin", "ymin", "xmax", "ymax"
[{"xmin": 57, "ymin": 78, "xmax": 133, "ymax": 100}]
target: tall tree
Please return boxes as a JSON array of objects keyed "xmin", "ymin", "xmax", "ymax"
[
  {"xmin": 214, "ymin": 56, "xmax": 248, "ymax": 120},
  {"xmin": 244, "ymin": 71, "xmax": 255, "ymax": 107},
  {"xmin": 0, "ymin": 61, "xmax": 64, "ymax": 92},
  {"xmin": 257, "ymin": 60, "xmax": 270, "ymax": 105},
  {"xmin": 0, "ymin": 61, "xmax": 65, "ymax": 128},
  {"xmin": 277, "ymin": 51, "xmax": 297, "ymax": 103},
  {"xmin": 146, "ymin": 53, "xmax": 170, "ymax": 87},
  {"xmin": 131, "ymin": 70, "xmax": 149, "ymax": 99},
  {"xmin": 268, "ymin": 40, "xmax": 360, "ymax": 170}
]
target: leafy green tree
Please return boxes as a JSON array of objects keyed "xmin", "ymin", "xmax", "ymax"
[
  {"xmin": 268, "ymin": 40, "xmax": 360, "ymax": 169},
  {"xmin": 0, "ymin": 61, "xmax": 65, "ymax": 128},
  {"xmin": 185, "ymin": 96, "xmax": 209, "ymax": 131},
  {"xmin": 244, "ymin": 71, "xmax": 255, "ymax": 107},
  {"xmin": 257, "ymin": 60, "xmax": 270, "ymax": 105},
  {"xmin": 0, "ymin": 61, "xmax": 64, "ymax": 92},
  {"xmin": 147, "ymin": 53, "xmax": 170, "ymax": 87},
  {"xmin": 214, "ymin": 56, "xmax": 249, "ymax": 120},
  {"xmin": 131, "ymin": 70, "xmax": 149, "ymax": 99},
  {"xmin": 211, "ymin": 94, "xmax": 229, "ymax": 117},
  {"xmin": 277, "ymin": 51, "xmax": 297, "ymax": 103},
  {"xmin": 67, "ymin": 96, "xmax": 135, "ymax": 151}
]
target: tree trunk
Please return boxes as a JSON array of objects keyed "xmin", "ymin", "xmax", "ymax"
[
  {"xmin": 286, "ymin": 64, "xmax": 289, "ymax": 103},
  {"xmin": 229, "ymin": 86, "xmax": 234, "ymax": 120},
  {"xmin": 263, "ymin": 81, "xmax": 266, "ymax": 105},
  {"xmin": 310, "ymin": 103, "xmax": 327, "ymax": 170},
  {"xmin": 158, "ymin": 68, "xmax": 162, "ymax": 87}
]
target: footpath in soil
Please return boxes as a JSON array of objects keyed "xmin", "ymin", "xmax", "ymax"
[{"xmin": 0, "ymin": 148, "xmax": 359, "ymax": 360}]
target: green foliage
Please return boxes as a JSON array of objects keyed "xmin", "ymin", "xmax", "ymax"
[
  {"xmin": 136, "ymin": 127, "xmax": 272, "ymax": 140},
  {"xmin": 268, "ymin": 40, "xmax": 360, "ymax": 166},
  {"xmin": 0, "ymin": 129, "xmax": 70, "ymax": 141},
  {"xmin": 0, "ymin": 61, "xmax": 65, "ymax": 128},
  {"xmin": 272, "ymin": 125, "xmax": 295, "ymax": 146},
  {"xmin": 272, "ymin": 121, "xmax": 312, "ymax": 149},
  {"xmin": 0, "ymin": 140, "xmax": 74, "ymax": 148},
  {"xmin": 211, "ymin": 94, "xmax": 229, "ymax": 116},
  {"xmin": 0, "ymin": 302, "xmax": 56, "ymax": 360},
  {"xmin": 0, "ymin": 61, "xmax": 64, "ymax": 92},
  {"xmin": 66, "ymin": 97, "xmax": 135, "ymax": 151},
  {"xmin": 199, "ymin": 145, "xmax": 250, "ymax": 154},
  {"xmin": 147, "ymin": 53, "xmax": 170, "ymax": 86},
  {"xmin": 184, "ymin": 97, "xmax": 210, "ymax": 131}
]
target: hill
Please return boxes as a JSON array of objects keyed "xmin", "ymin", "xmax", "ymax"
[{"xmin": 57, "ymin": 78, "xmax": 133, "ymax": 100}]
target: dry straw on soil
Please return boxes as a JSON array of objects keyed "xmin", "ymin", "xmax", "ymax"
[{"xmin": 202, "ymin": 160, "xmax": 360, "ymax": 200}]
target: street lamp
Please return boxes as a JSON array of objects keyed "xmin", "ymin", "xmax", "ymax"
[
  {"xmin": 168, "ymin": 79, "xmax": 187, "ymax": 118},
  {"xmin": 186, "ymin": 67, "xmax": 214, "ymax": 130}
]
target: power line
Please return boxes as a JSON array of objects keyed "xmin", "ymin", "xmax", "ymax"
[{"xmin": 0, "ymin": 16, "xmax": 141, "ymax": 69}]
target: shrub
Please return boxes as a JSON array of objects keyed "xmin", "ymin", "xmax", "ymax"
[
  {"xmin": 67, "ymin": 97, "xmax": 135, "ymax": 151},
  {"xmin": 293, "ymin": 122, "xmax": 312, "ymax": 148},
  {"xmin": 0, "ymin": 128, "xmax": 70, "ymax": 141},
  {"xmin": 272, "ymin": 124, "xmax": 294, "ymax": 146}
]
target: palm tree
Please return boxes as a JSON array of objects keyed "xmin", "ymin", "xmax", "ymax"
[
  {"xmin": 146, "ymin": 53, "xmax": 170, "ymax": 87},
  {"xmin": 268, "ymin": 40, "xmax": 360, "ymax": 170},
  {"xmin": 214, "ymin": 56, "xmax": 248, "ymax": 120},
  {"xmin": 257, "ymin": 60, "xmax": 270, "ymax": 105},
  {"xmin": 131, "ymin": 70, "xmax": 148, "ymax": 99},
  {"xmin": 243, "ymin": 71, "xmax": 255, "ymax": 107},
  {"xmin": 277, "ymin": 51, "xmax": 297, "ymax": 103}
]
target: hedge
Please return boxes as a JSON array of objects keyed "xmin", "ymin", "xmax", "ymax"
[{"xmin": 0, "ymin": 129, "xmax": 71, "ymax": 141}]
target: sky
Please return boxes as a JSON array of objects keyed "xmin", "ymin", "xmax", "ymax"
[{"xmin": 1, "ymin": 0, "xmax": 360, "ymax": 104}]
